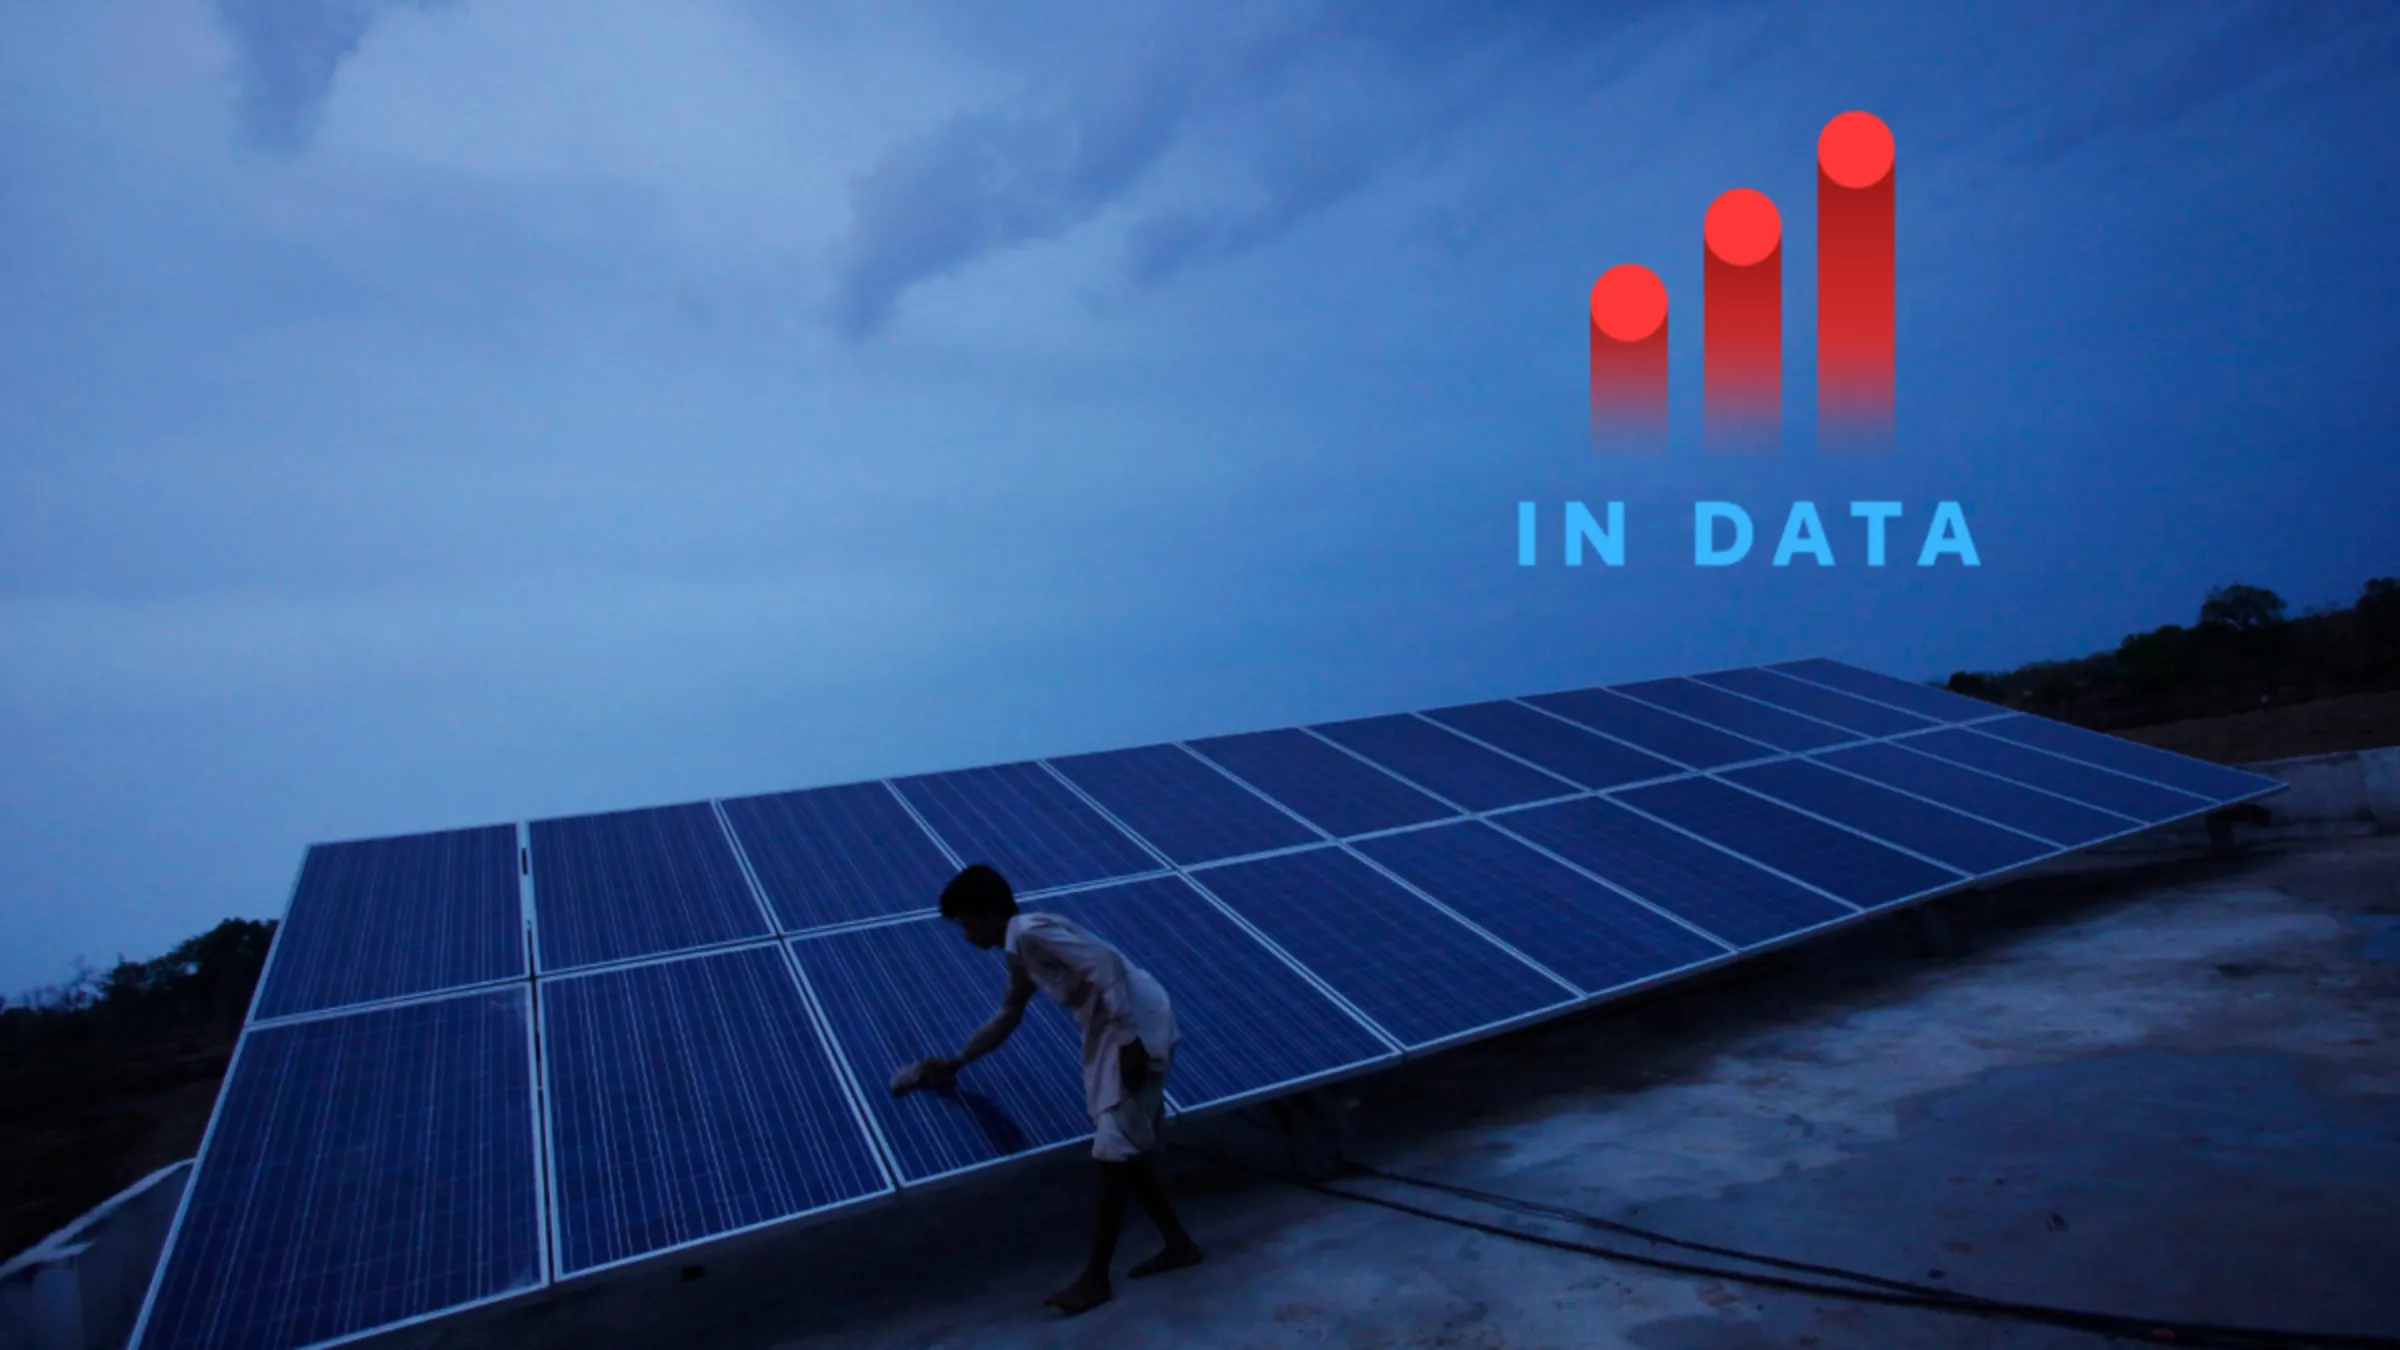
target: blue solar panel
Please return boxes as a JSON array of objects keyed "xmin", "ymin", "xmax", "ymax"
[
  {"xmin": 1768, "ymin": 658, "xmax": 2000, "ymax": 722},
  {"xmin": 253, "ymin": 826, "xmax": 523, "ymax": 1020},
  {"xmin": 1423, "ymin": 700, "xmax": 1682, "ymax": 789},
  {"xmin": 1195, "ymin": 847, "xmax": 1572, "ymax": 1049},
  {"xmin": 1355, "ymin": 823, "xmax": 1730, "ymax": 996},
  {"xmin": 720, "ymin": 782, "xmax": 958, "ymax": 931},
  {"xmin": 1187, "ymin": 728, "xmax": 1454, "ymax": 837},
  {"xmin": 1811, "ymin": 742, "xmax": 2136, "ymax": 846},
  {"xmin": 1310, "ymin": 714, "xmax": 1579, "ymax": 812},
  {"xmin": 1970, "ymin": 714, "xmax": 2282, "ymax": 803},
  {"xmin": 1897, "ymin": 728, "xmax": 2215, "ymax": 823},
  {"xmin": 1049, "ymin": 742, "xmax": 1320, "ymax": 865},
  {"xmin": 1492, "ymin": 797, "xmax": 1854, "ymax": 947},
  {"xmin": 1034, "ymin": 877, "xmax": 1393, "ymax": 1109},
  {"xmin": 541, "ymin": 944, "xmax": 890, "ymax": 1276},
  {"xmin": 893, "ymin": 761, "xmax": 1159, "ymax": 892},
  {"xmin": 1724, "ymin": 758, "xmax": 2055, "ymax": 875},
  {"xmin": 792, "ymin": 920, "xmax": 1092, "ymax": 1183},
  {"xmin": 1615, "ymin": 776, "xmax": 1962, "ymax": 909},
  {"xmin": 1609, "ymin": 677, "xmax": 1855, "ymax": 752},
  {"xmin": 134, "ymin": 990, "xmax": 541, "ymax": 1350},
  {"xmin": 1692, "ymin": 666, "xmax": 1936, "ymax": 737},
  {"xmin": 530, "ymin": 804, "xmax": 768, "ymax": 972},
  {"xmin": 1524, "ymin": 688, "xmax": 1776, "ymax": 769}
]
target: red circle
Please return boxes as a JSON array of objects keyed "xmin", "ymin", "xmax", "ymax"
[
  {"xmin": 1590, "ymin": 265, "xmax": 1667, "ymax": 343},
  {"xmin": 1819, "ymin": 110, "xmax": 1894, "ymax": 189},
  {"xmin": 1704, "ymin": 189, "xmax": 1781, "ymax": 268}
]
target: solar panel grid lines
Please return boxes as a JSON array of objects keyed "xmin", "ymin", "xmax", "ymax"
[
  {"xmin": 891, "ymin": 760, "xmax": 1159, "ymax": 893},
  {"xmin": 1689, "ymin": 766, "xmax": 1993, "ymax": 880},
  {"xmin": 1689, "ymin": 665, "xmax": 1939, "ymax": 737},
  {"xmin": 1811, "ymin": 741, "xmax": 2141, "ymax": 847},
  {"xmin": 1035, "ymin": 875, "xmax": 1400, "ymax": 1112},
  {"xmin": 1353, "ymin": 823, "xmax": 1733, "ymax": 999},
  {"xmin": 1519, "ymin": 686, "xmax": 1782, "ymax": 770},
  {"xmin": 1928, "ymin": 719, "xmax": 2249, "ymax": 809},
  {"xmin": 1420, "ymin": 700, "xmax": 1688, "ymax": 791},
  {"xmin": 1890, "ymin": 725, "xmax": 2216, "ymax": 822},
  {"xmin": 250, "ymin": 826, "xmax": 527, "ymax": 1022},
  {"xmin": 1193, "ymin": 847, "xmax": 1579, "ymax": 1052},
  {"xmin": 538, "ymin": 943, "xmax": 893, "ymax": 1280},
  {"xmin": 1720, "ymin": 757, "xmax": 2059, "ymax": 877},
  {"xmin": 880, "ymin": 778, "xmax": 966, "ymax": 869},
  {"xmin": 1044, "ymin": 742, "xmax": 1321, "ymax": 867},
  {"xmin": 1326, "ymin": 840, "xmax": 1589, "ymax": 1005},
  {"xmin": 716, "ymin": 782, "xmax": 963, "ymax": 931},
  {"xmin": 1605, "ymin": 676, "xmax": 1862, "ymax": 753},
  {"xmin": 1971, "ymin": 713, "xmax": 2285, "ymax": 802},
  {"xmin": 1613, "ymin": 775, "xmax": 1966, "ymax": 911},
  {"xmin": 1765, "ymin": 657, "xmax": 2002, "ymax": 723},
  {"xmin": 529, "ymin": 803, "xmax": 772, "ymax": 973},
  {"xmin": 1303, "ymin": 714, "xmax": 1585, "ymax": 814},
  {"xmin": 131, "ymin": 989, "xmax": 547, "ymax": 1350},
  {"xmin": 1182, "ymin": 728, "xmax": 1458, "ymax": 838},
  {"xmin": 1396, "ymin": 708, "xmax": 1613, "ymax": 788}
]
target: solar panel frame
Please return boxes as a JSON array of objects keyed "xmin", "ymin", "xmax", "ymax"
[
  {"xmin": 1767, "ymin": 657, "xmax": 2012, "ymax": 724},
  {"xmin": 250, "ymin": 826, "xmax": 528, "ymax": 1023},
  {"xmin": 1184, "ymin": 728, "xmax": 1458, "ymax": 838},
  {"xmin": 1807, "ymin": 741, "xmax": 2143, "ymax": 847},
  {"xmin": 528, "ymin": 802, "xmax": 773, "ymax": 974},
  {"xmin": 1893, "ymin": 726, "xmax": 2217, "ymax": 823},
  {"xmin": 717, "ymin": 781, "xmax": 963, "ymax": 932},
  {"xmin": 1689, "ymin": 666, "xmax": 1939, "ymax": 737},
  {"xmin": 1607, "ymin": 677, "xmax": 1861, "ymax": 753},
  {"xmin": 1306, "ymin": 714, "xmax": 1583, "ymax": 813},
  {"xmin": 1523, "ymin": 687, "xmax": 1782, "ymax": 769},
  {"xmin": 1968, "ymin": 712, "xmax": 2288, "ymax": 803},
  {"xmin": 1046, "ymin": 741, "xmax": 1324, "ymax": 867},
  {"xmin": 1611, "ymin": 775, "xmax": 1966, "ymax": 910},
  {"xmin": 537, "ymin": 942, "xmax": 896, "ymax": 1281},
  {"xmin": 1421, "ymin": 701, "xmax": 1687, "ymax": 790},
  {"xmin": 891, "ymin": 760, "xmax": 1164, "ymax": 894},
  {"xmin": 129, "ymin": 986, "xmax": 548, "ymax": 1350},
  {"xmin": 1720, "ymin": 757, "xmax": 2058, "ymax": 876}
]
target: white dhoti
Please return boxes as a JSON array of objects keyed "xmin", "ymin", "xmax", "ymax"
[{"xmin": 1005, "ymin": 912, "xmax": 1181, "ymax": 1160}]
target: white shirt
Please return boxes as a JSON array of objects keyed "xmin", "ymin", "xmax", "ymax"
[{"xmin": 1004, "ymin": 912, "xmax": 1179, "ymax": 1121}]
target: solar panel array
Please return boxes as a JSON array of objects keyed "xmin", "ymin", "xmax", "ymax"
[{"xmin": 133, "ymin": 659, "xmax": 2282, "ymax": 1350}]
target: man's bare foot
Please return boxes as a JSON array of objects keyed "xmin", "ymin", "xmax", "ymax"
[
  {"xmin": 1043, "ymin": 1272, "xmax": 1112, "ymax": 1316},
  {"xmin": 1126, "ymin": 1242, "xmax": 1203, "ymax": 1279}
]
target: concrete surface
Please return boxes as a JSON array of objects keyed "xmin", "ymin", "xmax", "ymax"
[
  {"xmin": 388, "ymin": 835, "xmax": 2400, "ymax": 1350},
  {"xmin": 0, "ymin": 1161, "xmax": 190, "ymax": 1350}
]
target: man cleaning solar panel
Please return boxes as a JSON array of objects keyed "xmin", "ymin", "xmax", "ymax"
[{"xmin": 889, "ymin": 863, "xmax": 1204, "ymax": 1315}]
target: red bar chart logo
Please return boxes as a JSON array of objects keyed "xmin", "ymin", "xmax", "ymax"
[{"xmin": 1589, "ymin": 111, "xmax": 1895, "ymax": 452}]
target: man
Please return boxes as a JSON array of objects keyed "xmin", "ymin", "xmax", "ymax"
[{"xmin": 891, "ymin": 863, "xmax": 1204, "ymax": 1314}]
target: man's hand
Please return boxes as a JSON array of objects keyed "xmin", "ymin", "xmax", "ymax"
[
  {"xmin": 891, "ymin": 1056, "xmax": 960, "ymax": 1096},
  {"xmin": 1117, "ymin": 1040, "xmax": 1150, "ymax": 1094}
]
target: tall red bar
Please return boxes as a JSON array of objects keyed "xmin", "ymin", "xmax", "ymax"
[
  {"xmin": 1589, "ymin": 264, "xmax": 1667, "ymax": 451},
  {"xmin": 1703, "ymin": 187, "xmax": 1781, "ymax": 451},
  {"xmin": 1817, "ymin": 110, "xmax": 1895, "ymax": 447}
]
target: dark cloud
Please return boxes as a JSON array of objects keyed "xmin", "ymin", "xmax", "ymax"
[{"xmin": 211, "ymin": 0, "xmax": 446, "ymax": 153}]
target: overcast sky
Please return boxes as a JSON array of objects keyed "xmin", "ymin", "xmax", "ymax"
[{"xmin": 3, "ymin": 0, "xmax": 2395, "ymax": 996}]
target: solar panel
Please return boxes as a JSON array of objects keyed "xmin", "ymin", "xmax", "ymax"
[
  {"xmin": 1193, "ymin": 846, "xmax": 1575, "ymax": 1049},
  {"xmin": 1609, "ymin": 677, "xmax": 1857, "ymax": 752},
  {"xmin": 1048, "ymin": 742, "xmax": 1320, "ymax": 866},
  {"xmin": 1034, "ymin": 876, "xmax": 1394, "ymax": 1109},
  {"xmin": 540, "ymin": 944, "xmax": 890, "ymax": 1276},
  {"xmin": 792, "ymin": 919, "xmax": 1092, "ymax": 1184},
  {"xmin": 1614, "ymin": 776, "xmax": 1963, "ymax": 909},
  {"xmin": 1896, "ymin": 727, "xmax": 2214, "ymax": 823},
  {"xmin": 892, "ymin": 761, "xmax": 1159, "ymax": 892},
  {"xmin": 530, "ymin": 803, "xmax": 769, "ymax": 971},
  {"xmin": 1723, "ymin": 757, "xmax": 2054, "ymax": 875},
  {"xmin": 1423, "ymin": 700, "xmax": 1683, "ymax": 789},
  {"xmin": 1810, "ymin": 741, "xmax": 2137, "ymax": 846},
  {"xmin": 1493, "ymin": 796, "xmax": 1857, "ymax": 947},
  {"xmin": 1768, "ymin": 657, "xmax": 2000, "ymax": 722},
  {"xmin": 1691, "ymin": 666, "xmax": 1935, "ymax": 736},
  {"xmin": 1969, "ymin": 713, "xmax": 2284, "ymax": 803},
  {"xmin": 156, "ymin": 657, "xmax": 2286, "ymax": 1348},
  {"xmin": 1310, "ymin": 714, "xmax": 1579, "ymax": 812},
  {"xmin": 1524, "ymin": 687, "xmax": 1776, "ymax": 769},
  {"xmin": 252, "ymin": 826, "xmax": 523, "ymax": 1021},
  {"xmin": 720, "ymin": 782, "xmax": 958, "ymax": 931},
  {"xmin": 1357, "ymin": 822, "xmax": 1729, "ymax": 995},
  {"xmin": 133, "ymin": 990, "xmax": 542, "ymax": 1350},
  {"xmin": 1187, "ymin": 728, "xmax": 1455, "ymax": 837}
]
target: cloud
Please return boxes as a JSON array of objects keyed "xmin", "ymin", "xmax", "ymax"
[{"xmin": 212, "ymin": 0, "xmax": 447, "ymax": 153}]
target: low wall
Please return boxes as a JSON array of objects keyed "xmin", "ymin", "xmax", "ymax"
[{"xmin": 0, "ymin": 1161, "xmax": 190, "ymax": 1350}]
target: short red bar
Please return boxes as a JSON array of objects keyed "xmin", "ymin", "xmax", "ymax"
[
  {"xmin": 1703, "ymin": 187, "xmax": 1781, "ymax": 452},
  {"xmin": 1817, "ymin": 110, "xmax": 1895, "ymax": 448},
  {"xmin": 1589, "ymin": 264, "xmax": 1668, "ymax": 451}
]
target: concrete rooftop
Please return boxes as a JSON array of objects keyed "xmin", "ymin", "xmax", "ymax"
[{"xmin": 394, "ymin": 835, "xmax": 2400, "ymax": 1350}]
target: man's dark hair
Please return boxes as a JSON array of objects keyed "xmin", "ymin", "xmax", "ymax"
[{"xmin": 939, "ymin": 863, "xmax": 1018, "ymax": 921}]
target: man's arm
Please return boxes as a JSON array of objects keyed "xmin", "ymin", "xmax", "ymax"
[{"xmin": 916, "ymin": 961, "xmax": 1036, "ymax": 1087}]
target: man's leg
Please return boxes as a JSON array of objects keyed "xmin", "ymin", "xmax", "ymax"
[
  {"xmin": 1123, "ymin": 1156, "xmax": 1203, "ymax": 1278},
  {"xmin": 1044, "ymin": 1161, "xmax": 1129, "ymax": 1315}
]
